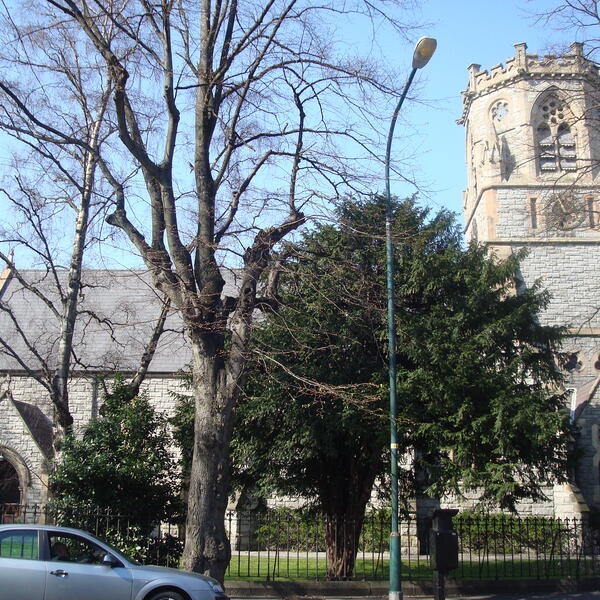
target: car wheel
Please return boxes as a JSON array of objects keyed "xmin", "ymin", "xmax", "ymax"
[{"xmin": 146, "ymin": 590, "xmax": 186, "ymax": 600}]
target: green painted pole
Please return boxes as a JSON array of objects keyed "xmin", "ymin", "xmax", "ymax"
[
  {"xmin": 385, "ymin": 66, "xmax": 416, "ymax": 600},
  {"xmin": 384, "ymin": 37, "xmax": 436, "ymax": 600}
]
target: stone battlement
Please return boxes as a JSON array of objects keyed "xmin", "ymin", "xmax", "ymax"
[{"xmin": 463, "ymin": 42, "xmax": 599, "ymax": 101}]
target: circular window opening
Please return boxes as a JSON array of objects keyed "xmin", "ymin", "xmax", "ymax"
[{"xmin": 491, "ymin": 100, "xmax": 509, "ymax": 122}]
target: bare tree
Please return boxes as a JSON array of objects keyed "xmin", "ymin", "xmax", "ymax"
[
  {"xmin": 0, "ymin": 12, "xmax": 170, "ymax": 447},
  {"xmin": 0, "ymin": 11, "xmax": 116, "ymax": 443},
  {"xmin": 0, "ymin": 0, "xmax": 419, "ymax": 580},
  {"xmin": 532, "ymin": 1, "xmax": 600, "ymax": 46}
]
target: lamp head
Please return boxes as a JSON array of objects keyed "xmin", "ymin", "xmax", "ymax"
[{"xmin": 412, "ymin": 37, "xmax": 437, "ymax": 69}]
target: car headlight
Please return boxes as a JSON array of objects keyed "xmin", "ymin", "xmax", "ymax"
[{"xmin": 207, "ymin": 579, "xmax": 225, "ymax": 595}]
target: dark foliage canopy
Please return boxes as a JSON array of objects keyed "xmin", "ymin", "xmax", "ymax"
[{"xmin": 231, "ymin": 196, "xmax": 575, "ymax": 512}]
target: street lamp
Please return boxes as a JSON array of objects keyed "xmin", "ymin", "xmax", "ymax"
[{"xmin": 385, "ymin": 36, "xmax": 437, "ymax": 600}]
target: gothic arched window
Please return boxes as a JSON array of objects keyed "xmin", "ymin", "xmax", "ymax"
[
  {"xmin": 0, "ymin": 457, "xmax": 20, "ymax": 505},
  {"xmin": 537, "ymin": 124, "xmax": 555, "ymax": 171},
  {"xmin": 534, "ymin": 93, "xmax": 578, "ymax": 173}
]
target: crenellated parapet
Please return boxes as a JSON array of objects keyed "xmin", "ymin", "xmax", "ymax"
[
  {"xmin": 459, "ymin": 42, "xmax": 600, "ymax": 124},
  {"xmin": 457, "ymin": 40, "xmax": 600, "ymax": 516}
]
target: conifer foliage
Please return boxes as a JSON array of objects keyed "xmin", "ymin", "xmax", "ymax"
[{"xmin": 231, "ymin": 196, "xmax": 574, "ymax": 578}]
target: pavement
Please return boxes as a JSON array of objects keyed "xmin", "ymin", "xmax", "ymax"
[
  {"xmin": 414, "ymin": 591, "xmax": 600, "ymax": 599},
  {"xmin": 229, "ymin": 594, "xmax": 600, "ymax": 600}
]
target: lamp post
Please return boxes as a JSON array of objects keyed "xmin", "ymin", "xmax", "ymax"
[{"xmin": 385, "ymin": 36, "xmax": 437, "ymax": 600}]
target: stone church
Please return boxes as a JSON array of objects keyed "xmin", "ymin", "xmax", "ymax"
[
  {"xmin": 459, "ymin": 42, "xmax": 600, "ymax": 517},
  {"xmin": 2, "ymin": 42, "xmax": 600, "ymax": 518},
  {"xmin": 0, "ymin": 268, "xmax": 196, "ymax": 507}
]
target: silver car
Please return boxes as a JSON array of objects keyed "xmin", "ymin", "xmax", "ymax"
[{"xmin": 0, "ymin": 523, "xmax": 228, "ymax": 600}]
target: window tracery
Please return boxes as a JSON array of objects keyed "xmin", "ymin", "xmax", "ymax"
[
  {"xmin": 491, "ymin": 100, "xmax": 509, "ymax": 123},
  {"xmin": 534, "ymin": 93, "xmax": 577, "ymax": 172}
]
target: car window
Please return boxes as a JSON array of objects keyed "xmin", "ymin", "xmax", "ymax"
[
  {"xmin": 47, "ymin": 533, "xmax": 106, "ymax": 564},
  {"xmin": 91, "ymin": 535, "xmax": 139, "ymax": 566},
  {"xmin": 0, "ymin": 530, "xmax": 39, "ymax": 560}
]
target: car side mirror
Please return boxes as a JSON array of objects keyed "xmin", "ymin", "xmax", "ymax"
[{"xmin": 102, "ymin": 553, "xmax": 121, "ymax": 567}]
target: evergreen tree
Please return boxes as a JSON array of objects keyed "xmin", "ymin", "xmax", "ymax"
[
  {"xmin": 51, "ymin": 379, "xmax": 179, "ymax": 533},
  {"xmin": 230, "ymin": 196, "xmax": 574, "ymax": 578}
]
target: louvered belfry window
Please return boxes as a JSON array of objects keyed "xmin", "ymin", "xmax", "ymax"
[{"xmin": 536, "ymin": 95, "xmax": 577, "ymax": 172}]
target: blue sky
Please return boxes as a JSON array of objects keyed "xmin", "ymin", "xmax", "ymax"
[
  {"xmin": 397, "ymin": 0, "xmax": 579, "ymax": 222},
  {"xmin": 0, "ymin": 1, "xmax": 584, "ymax": 269}
]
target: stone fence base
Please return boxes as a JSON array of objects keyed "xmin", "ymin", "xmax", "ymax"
[{"xmin": 226, "ymin": 577, "xmax": 600, "ymax": 598}]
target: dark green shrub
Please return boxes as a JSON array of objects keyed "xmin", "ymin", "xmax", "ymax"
[
  {"xmin": 251, "ymin": 507, "xmax": 394, "ymax": 554},
  {"xmin": 147, "ymin": 534, "xmax": 184, "ymax": 567},
  {"xmin": 455, "ymin": 511, "xmax": 568, "ymax": 554},
  {"xmin": 360, "ymin": 509, "xmax": 391, "ymax": 553},
  {"xmin": 254, "ymin": 507, "xmax": 326, "ymax": 551},
  {"xmin": 50, "ymin": 378, "xmax": 180, "ymax": 534}
]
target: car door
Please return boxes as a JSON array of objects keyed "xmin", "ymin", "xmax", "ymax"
[
  {"xmin": 0, "ymin": 528, "xmax": 46, "ymax": 600},
  {"xmin": 44, "ymin": 531, "xmax": 133, "ymax": 600}
]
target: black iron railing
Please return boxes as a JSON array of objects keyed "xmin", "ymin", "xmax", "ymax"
[
  {"xmin": 2, "ymin": 504, "xmax": 599, "ymax": 581},
  {"xmin": 0, "ymin": 503, "xmax": 182, "ymax": 568}
]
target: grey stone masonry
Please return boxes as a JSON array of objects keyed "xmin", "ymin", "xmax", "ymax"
[
  {"xmin": 3, "ymin": 373, "xmax": 190, "ymax": 433},
  {"xmin": 0, "ymin": 389, "xmax": 50, "ymax": 505},
  {"xmin": 461, "ymin": 41, "xmax": 600, "ymax": 515},
  {"xmin": 0, "ymin": 371, "xmax": 190, "ymax": 505}
]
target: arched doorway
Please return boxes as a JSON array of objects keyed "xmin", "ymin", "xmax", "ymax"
[{"xmin": 0, "ymin": 456, "xmax": 21, "ymax": 504}]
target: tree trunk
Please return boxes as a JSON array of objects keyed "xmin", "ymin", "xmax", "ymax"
[
  {"xmin": 182, "ymin": 336, "xmax": 234, "ymax": 582},
  {"xmin": 321, "ymin": 455, "xmax": 381, "ymax": 580},
  {"xmin": 324, "ymin": 513, "xmax": 365, "ymax": 579},
  {"xmin": 50, "ymin": 111, "xmax": 106, "ymax": 450}
]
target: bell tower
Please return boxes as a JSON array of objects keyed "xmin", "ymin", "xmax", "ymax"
[{"xmin": 461, "ymin": 42, "xmax": 600, "ymax": 511}]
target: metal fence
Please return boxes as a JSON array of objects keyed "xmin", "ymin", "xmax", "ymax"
[
  {"xmin": 0, "ymin": 503, "xmax": 182, "ymax": 568},
  {"xmin": 2, "ymin": 504, "xmax": 600, "ymax": 581}
]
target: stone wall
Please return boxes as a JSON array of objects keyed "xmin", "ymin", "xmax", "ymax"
[
  {"xmin": 439, "ymin": 487, "xmax": 555, "ymax": 518},
  {"xmin": 513, "ymin": 241, "xmax": 600, "ymax": 331},
  {"xmin": 4, "ymin": 372, "xmax": 190, "ymax": 424},
  {"xmin": 0, "ymin": 393, "xmax": 49, "ymax": 505},
  {"xmin": 573, "ymin": 399, "xmax": 600, "ymax": 507},
  {"xmin": 0, "ymin": 372, "xmax": 191, "ymax": 506}
]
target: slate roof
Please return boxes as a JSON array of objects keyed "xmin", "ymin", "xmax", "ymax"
[{"xmin": 0, "ymin": 268, "xmax": 241, "ymax": 373}]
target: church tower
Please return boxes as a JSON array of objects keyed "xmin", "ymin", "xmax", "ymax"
[{"xmin": 461, "ymin": 42, "xmax": 600, "ymax": 512}]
